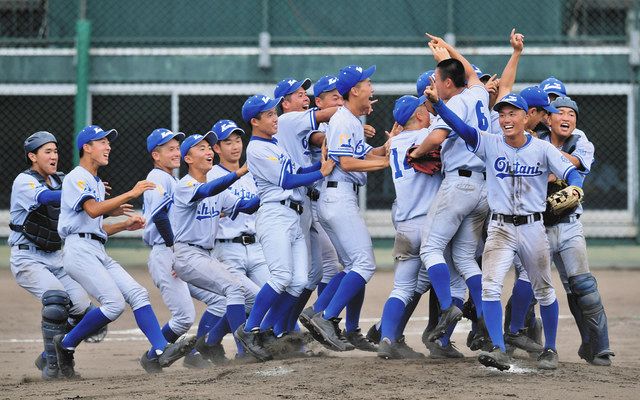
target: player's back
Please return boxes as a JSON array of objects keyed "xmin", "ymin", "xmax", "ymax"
[
  {"xmin": 275, "ymin": 109, "xmax": 317, "ymax": 169},
  {"xmin": 390, "ymin": 128, "xmax": 443, "ymax": 222},
  {"xmin": 433, "ymin": 85, "xmax": 491, "ymax": 173}
]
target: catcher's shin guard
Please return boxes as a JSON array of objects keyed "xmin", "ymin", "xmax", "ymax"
[
  {"xmin": 568, "ymin": 274, "xmax": 614, "ymax": 359},
  {"xmin": 41, "ymin": 290, "xmax": 70, "ymax": 378}
]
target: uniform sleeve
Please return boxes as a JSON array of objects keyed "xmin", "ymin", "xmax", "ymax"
[
  {"xmin": 144, "ymin": 179, "xmax": 173, "ymax": 219},
  {"xmin": 13, "ymin": 174, "xmax": 46, "ymax": 211},
  {"xmin": 572, "ymin": 135, "xmax": 595, "ymax": 174},
  {"xmin": 173, "ymin": 179, "xmax": 200, "ymax": 206},
  {"xmin": 66, "ymin": 174, "xmax": 99, "ymax": 212},
  {"xmin": 248, "ymin": 143, "xmax": 291, "ymax": 186},
  {"xmin": 545, "ymin": 142, "xmax": 576, "ymax": 181}
]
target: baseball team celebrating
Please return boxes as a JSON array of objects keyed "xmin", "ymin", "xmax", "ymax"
[{"xmin": 9, "ymin": 30, "xmax": 614, "ymax": 378}]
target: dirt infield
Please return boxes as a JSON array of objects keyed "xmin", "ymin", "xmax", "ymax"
[{"xmin": 1, "ymin": 267, "xmax": 638, "ymax": 400}]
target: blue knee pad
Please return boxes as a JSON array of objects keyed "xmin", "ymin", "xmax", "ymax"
[{"xmin": 41, "ymin": 290, "xmax": 70, "ymax": 375}]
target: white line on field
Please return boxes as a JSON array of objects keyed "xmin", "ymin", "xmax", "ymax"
[{"xmin": 0, "ymin": 315, "xmax": 571, "ymax": 344}]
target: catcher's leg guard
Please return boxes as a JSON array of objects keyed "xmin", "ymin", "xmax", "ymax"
[
  {"xmin": 42, "ymin": 290, "xmax": 70, "ymax": 378},
  {"xmin": 568, "ymin": 274, "xmax": 614, "ymax": 359}
]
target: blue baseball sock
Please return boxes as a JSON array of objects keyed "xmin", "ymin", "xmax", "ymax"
[
  {"xmin": 245, "ymin": 283, "xmax": 279, "ymax": 331},
  {"xmin": 482, "ymin": 300, "xmax": 505, "ymax": 351},
  {"xmin": 323, "ymin": 271, "xmax": 366, "ymax": 320},
  {"xmin": 440, "ymin": 297, "xmax": 464, "ymax": 346},
  {"xmin": 509, "ymin": 279, "xmax": 534, "ymax": 333},
  {"xmin": 260, "ymin": 291, "xmax": 297, "ymax": 332},
  {"xmin": 273, "ymin": 293, "xmax": 299, "ymax": 337},
  {"xmin": 317, "ymin": 282, "xmax": 328, "ymax": 296},
  {"xmin": 345, "ymin": 286, "xmax": 365, "ymax": 333},
  {"xmin": 196, "ymin": 311, "xmax": 221, "ymax": 338},
  {"xmin": 380, "ymin": 297, "xmax": 405, "ymax": 342},
  {"xmin": 62, "ymin": 307, "xmax": 111, "ymax": 349},
  {"xmin": 206, "ymin": 315, "xmax": 230, "ymax": 345},
  {"xmin": 313, "ymin": 271, "xmax": 346, "ymax": 312},
  {"xmin": 466, "ymin": 275, "xmax": 483, "ymax": 318},
  {"xmin": 540, "ymin": 300, "xmax": 559, "ymax": 351},
  {"xmin": 133, "ymin": 305, "xmax": 169, "ymax": 357},
  {"xmin": 397, "ymin": 292, "xmax": 421, "ymax": 338},
  {"xmin": 287, "ymin": 288, "xmax": 313, "ymax": 332},
  {"xmin": 427, "ymin": 263, "xmax": 452, "ymax": 309},
  {"xmin": 161, "ymin": 323, "xmax": 180, "ymax": 343}
]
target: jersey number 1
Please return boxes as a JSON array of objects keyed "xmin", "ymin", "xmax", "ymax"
[
  {"xmin": 390, "ymin": 148, "xmax": 412, "ymax": 179},
  {"xmin": 475, "ymin": 101, "xmax": 489, "ymax": 131}
]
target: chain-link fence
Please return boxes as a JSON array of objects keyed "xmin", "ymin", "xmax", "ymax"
[{"xmin": 1, "ymin": 0, "xmax": 639, "ymax": 239}]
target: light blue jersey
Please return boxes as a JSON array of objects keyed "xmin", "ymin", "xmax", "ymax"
[
  {"xmin": 58, "ymin": 166, "xmax": 107, "ymax": 240},
  {"xmin": 246, "ymin": 136, "xmax": 304, "ymax": 204},
  {"xmin": 274, "ymin": 109, "xmax": 318, "ymax": 170},
  {"xmin": 389, "ymin": 128, "xmax": 443, "ymax": 222},
  {"xmin": 171, "ymin": 173, "xmax": 241, "ymax": 249},
  {"xmin": 431, "ymin": 85, "xmax": 491, "ymax": 173},
  {"xmin": 8, "ymin": 172, "xmax": 59, "ymax": 246},
  {"xmin": 326, "ymin": 106, "xmax": 373, "ymax": 186},
  {"xmin": 490, "ymin": 110, "xmax": 501, "ymax": 134},
  {"xmin": 207, "ymin": 164, "xmax": 258, "ymax": 239},
  {"xmin": 471, "ymin": 132, "xmax": 576, "ymax": 214},
  {"xmin": 142, "ymin": 168, "xmax": 176, "ymax": 246},
  {"xmin": 541, "ymin": 131, "xmax": 594, "ymax": 215}
]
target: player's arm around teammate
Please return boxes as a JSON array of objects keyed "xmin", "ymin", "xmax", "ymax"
[
  {"xmin": 424, "ymin": 81, "xmax": 583, "ymax": 370},
  {"xmin": 55, "ymin": 125, "xmax": 195, "ymax": 378},
  {"xmin": 235, "ymin": 94, "xmax": 334, "ymax": 361},
  {"xmin": 8, "ymin": 131, "xmax": 96, "ymax": 379}
]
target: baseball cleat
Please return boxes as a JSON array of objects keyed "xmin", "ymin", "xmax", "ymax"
[
  {"xmin": 396, "ymin": 336, "xmax": 425, "ymax": 359},
  {"xmin": 469, "ymin": 318, "xmax": 490, "ymax": 351},
  {"xmin": 34, "ymin": 353, "xmax": 46, "ymax": 371},
  {"xmin": 195, "ymin": 336, "xmax": 229, "ymax": 365},
  {"xmin": 377, "ymin": 338, "xmax": 403, "ymax": 360},
  {"xmin": 309, "ymin": 313, "xmax": 354, "ymax": 352},
  {"xmin": 140, "ymin": 350, "xmax": 163, "ymax": 374},
  {"xmin": 426, "ymin": 305, "xmax": 463, "ymax": 342},
  {"xmin": 504, "ymin": 330, "xmax": 544, "ymax": 353},
  {"xmin": 366, "ymin": 323, "xmax": 381, "ymax": 345},
  {"xmin": 234, "ymin": 324, "xmax": 273, "ymax": 362},
  {"xmin": 428, "ymin": 340, "xmax": 464, "ymax": 359},
  {"xmin": 589, "ymin": 354, "xmax": 612, "ymax": 367},
  {"xmin": 299, "ymin": 307, "xmax": 331, "ymax": 346},
  {"xmin": 158, "ymin": 334, "xmax": 197, "ymax": 367},
  {"xmin": 537, "ymin": 348, "xmax": 559, "ymax": 370},
  {"xmin": 182, "ymin": 351, "xmax": 211, "ymax": 369},
  {"xmin": 478, "ymin": 346, "xmax": 512, "ymax": 371},
  {"xmin": 53, "ymin": 334, "xmax": 75, "ymax": 378},
  {"xmin": 343, "ymin": 328, "xmax": 378, "ymax": 352}
]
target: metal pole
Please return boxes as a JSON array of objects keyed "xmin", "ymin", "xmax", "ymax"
[{"xmin": 73, "ymin": 0, "xmax": 91, "ymax": 165}]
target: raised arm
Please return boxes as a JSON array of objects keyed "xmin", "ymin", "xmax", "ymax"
[
  {"xmin": 426, "ymin": 33, "xmax": 481, "ymax": 87},
  {"xmin": 496, "ymin": 28, "xmax": 525, "ymax": 100}
]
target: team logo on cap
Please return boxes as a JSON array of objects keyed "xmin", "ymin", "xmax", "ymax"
[
  {"xmin": 160, "ymin": 130, "xmax": 173, "ymax": 138},
  {"xmin": 328, "ymin": 77, "xmax": 337, "ymax": 84},
  {"xmin": 220, "ymin": 122, "xmax": 237, "ymax": 131},
  {"xmin": 503, "ymin": 94, "xmax": 518, "ymax": 103},
  {"xmin": 192, "ymin": 134, "xmax": 203, "ymax": 140},
  {"xmin": 261, "ymin": 96, "xmax": 269, "ymax": 104},
  {"xmin": 355, "ymin": 66, "xmax": 363, "ymax": 73},
  {"xmin": 543, "ymin": 82, "xmax": 562, "ymax": 91},
  {"xmin": 287, "ymin": 79, "xmax": 296, "ymax": 86}
]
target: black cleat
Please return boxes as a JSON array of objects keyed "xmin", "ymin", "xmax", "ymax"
[
  {"xmin": 366, "ymin": 323, "xmax": 381, "ymax": 345},
  {"xmin": 343, "ymin": 328, "xmax": 377, "ymax": 352},
  {"xmin": 504, "ymin": 330, "xmax": 544, "ymax": 354},
  {"xmin": 309, "ymin": 313, "xmax": 354, "ymax": 352},
  {"xmin": 426, "ymin": 305, "xmax": 463, "ymax": 342},
  {"xmin": 233, "ymin": 324, "xmax": 273, "ymax": 362},
  {"xmin": 537, "ymin": 348, "xmax": 559, "ymax": 370},
  {"xmin": 478, "ymin": 346, "xmax": 512, "ymax": 371},
  {"xmin": 158, "ymin": 335, "xmax": 197, "ymax": 367},
  {"xmin": 140, "ymin": 350, "xmax": 163, "ymax": 373},
  {"xmin": 53, "ymin": 334, "xmax": 75, "ymax": 378}
]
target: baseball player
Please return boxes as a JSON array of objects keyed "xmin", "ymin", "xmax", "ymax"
[
  {"xmin": 307, "ymin": 64, "xmax": 390, "ymax": 352},
  {"xmin": 9, "ymin": 131, "xmax": 98, "ymax": 379},
  {"xmin": 270, "ymin": 78, "xmax": 340, "ymax": 333},
  {"xmin": 540, "ymin": 96, "xmax": 613, "ymax": 365},
  {"xmin": 540, "ymin": 76, "xmax": 567, "ymax": 101},
  {"xmin": 54, "ymin": 125, "xmax": 195, "ymax": 378},
  {"xmin": 171, "ymin": 131, "xmax": 261, "ymax": 359},
  {"xmin": 234, "ymin": 94, "xmax": 334, "ymax": 361},
  {"xmin": 209, "ymin": 119, "xmax": 270, "ymax": 288},
  {"xmin": 424, "ymin": 83, "xmax": 585, "ymax": 370},
  {"xmin": 408, "ymin": 36, "xmax": 490, "ymax": 344},
  {"xmin": 143, "ymin": 128, "xmax": 227, "ymax": 369}
]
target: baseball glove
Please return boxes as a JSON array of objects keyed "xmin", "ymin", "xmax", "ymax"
[
  {"xmin": 544, "ymin": 183, "xmax": 583, "ymax": 225},
  {"xmin": 405, "ymin": 145, "xmax": 442, "ymax": 176}
]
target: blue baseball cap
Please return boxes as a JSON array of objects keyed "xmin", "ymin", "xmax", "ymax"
[
  {"xmin": 274, "ymin": 78, "xmax": 311, "ymax": 99},
  {"xmin": 539, "ymin": 76, "xmax": 567, "ymax": 97},
  {"xmin": 471, "ymin": 64, "xmax": 491, "ymax": 80},
  {"xmin": 519, "ymin": 86, "xmax": 559, "ymax": 113},
  {"xmin": 76, "ymin": 125, "xmax": 118, "ymax": 151},
  {"xmin": 146, "ymin": 128, "xmax": 185, "ymax": 153},
  {"xmin": 335, "ymin": 64, "xmax": 376, "ymax": 96},
  {"xmin": 393, "ymin": 95, "xmax": 427, "ymax": 126},
  {"xmin": 493, "ymin": 93, "xmax": 529, "ymax": 112},
  {"xmin": 313, "ymin": 75, "xmax": 339, "ymax": 97},
  {"xmin": 180, "ymin": 132, "xmax": 218, "ymax": 159},
  {"xmin": 241, "ymin": 95, "xmax": 283, "ymax": 123},
  {"xmin": 211, "ymin": 119, "xmax": 245, "ymax": 141},
  {"xmin": 416, "ymin": 70, "xmax": 435, "ymax": 97}
]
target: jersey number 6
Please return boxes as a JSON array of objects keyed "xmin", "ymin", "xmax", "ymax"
[{"xmin": 475, "ymin": 101, "xmax": 489, "ymax": 131}]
